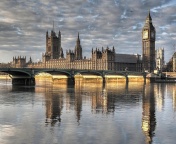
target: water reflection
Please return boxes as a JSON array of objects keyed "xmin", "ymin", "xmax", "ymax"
[
  {"xmin": 75, "ymin": 80, "xmax": 82, "ymax": 122},
  {"xmin": 35, "ymin": 79, "xmax": 67, "ymax": 126},
  {"xmin": 35, "ymin": 79, "xmax": 146, "ymax": 127},
  {"xmin": 173, "ymin": 85, "xmax": 176, "ymax": 111},
  {"xmin": 1, "ymin": 79, "xmax": 176, "ymax": 143},
  {"xmin": 142, "ymin": 84, "xmax": 156, "ymax": 144},
  {"xmin": 45, "ymin": 89, "xmax": 63, "ymax": 126},
  {"xmin": 153, "ymin": 84, "xmax": 165, "ymax": 111}
]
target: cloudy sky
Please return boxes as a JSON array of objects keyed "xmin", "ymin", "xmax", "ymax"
[{"xmin": 0, "ymin": 0, "xmax": 176, "ymax": 63}]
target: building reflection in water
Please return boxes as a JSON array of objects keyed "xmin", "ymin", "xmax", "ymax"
[
  {"xmin": 152, "ymin": 83, "xmax": 176, "ymax": 113},
  {"xmin": 90, "ymin": 82, "xmax": 111, "ymax": 114},
  {"xmin": 75, "ymin": 80, "xmax": 144, "ymax": 115},
  {"xmin": 76, "ymin": 80, "xmax": 117, "ymax": 114},
  {"xmin": 74, "ymin": 79, "xmax": 82, "ymax": 122},
  {"xmin": 172, "ymin": 85, "xmax": 176, "ymax": 111},
  {"xmin": 154, "ymin": 84, "xmax": 165, "ymax": 111},
  {"xmin": 142, "ymin": 83, "xmax": 156, "ymax": 144},
  {"xmin": 35, "ymin": 77, "xmax": 155, "ymax": 133},
  {"xmin": 44, "ymin": 86, "xmax": 65, "ymax": 126},
  {"xmin": 164, "ymin": 84, "xmax": 176, "ymax": 111},
  {"xmin": 35, "ymin": 78, "xmax": 66, "ymax": 126}
]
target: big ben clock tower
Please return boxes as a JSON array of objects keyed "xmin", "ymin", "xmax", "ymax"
[{"xmin": 142, "ymin": 11, "xmax": 156, "ymax": 72}]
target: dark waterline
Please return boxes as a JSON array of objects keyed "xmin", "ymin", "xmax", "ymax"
[{"xmin": 0, "ymin": 79, "xmax": 176, "ymax": 144}]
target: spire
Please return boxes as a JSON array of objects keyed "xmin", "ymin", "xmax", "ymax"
[
  {"xmin": 75, "ymin": 32, "xmax": 82, "ymax": 60},
  {"xmin": 148, "ymin": 10, "xmax": 152, "ymax": 20},
  {"xmin": 102, "ymin": 47, "xmax": 104, "ymax": 52},
  {"xmin": 146, "ymin": 10, "xmax": 152, "ymax": 23},
  {"xmin": 60, "ymin": 47, "xmax": 64, "ymax": 58},
  {"xmin": 113, "ymin": 46, "xmax": 115, "ymax": 52},
  {"xmin": 77, "ymin": 32, "xmax": 80, "ymax": 42},
  {"xmin": 53, "ymin": 20, "xmax": 55, "ymax": 31},
  {"xmin": 76, "ymin": 32, "xmax": 80, "ymax": 45}
]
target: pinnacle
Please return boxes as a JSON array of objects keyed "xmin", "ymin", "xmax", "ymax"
[{"xmin": 147, "ymin": 10, "xmax": 152, "ymax": 20}]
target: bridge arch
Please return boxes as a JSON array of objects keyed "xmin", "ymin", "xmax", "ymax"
[{"xmin": 0, "ymin": 69, "xmax": 31, "ymax": 77}]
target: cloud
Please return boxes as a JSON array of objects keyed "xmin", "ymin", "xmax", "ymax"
[{"xmin": 0, "ymin": 0, "xmax": 175, "ymax": 63}]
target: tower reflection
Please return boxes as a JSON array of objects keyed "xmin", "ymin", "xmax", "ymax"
[
  {"xmin": 35, "ymin": 78, "xmax": 67, "ymax": 126},
  {"xmin": 172, "ymin": 85, "xmax": 176, "ymax": 111},
  {"xmin": 154, "ymin": 83, "xmax": 165, "ymax": 111},
  {"xmin": 44, "ymin": 85, "xmax": 65, "ymax": 126},
  {"xmin": 36, "ymin": 78, "xmax": 147, "ymax": 128},
  {"xmin": 74, "ymin": 79, "xmax": 82, "ymax": 122},
  {"xmin": 142, "ymin": 84, "xmax": 156, "ymax": 144}
]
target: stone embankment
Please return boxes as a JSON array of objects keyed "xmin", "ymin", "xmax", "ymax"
[
  {"xmin": 163, "ymin": 72, "xmax": 176, "ymax": 78},
  {"xmin": 0, "ymin": 75, "xmax": 11, "ymax": 79}
]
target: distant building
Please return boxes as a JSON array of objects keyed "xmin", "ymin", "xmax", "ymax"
[
  {"xmin": 12, "ymin": 14, "xmax": 160, "ymax": 72},
  {"xmin": 12, "ymin": 31, "xmax": 142, "ymax": 71},
  {"xmin": 0, "ymin": 63, "xmax": 11, "ymax": 68},
  {"xmin": 42, "ymin": 30, "xmax": 63, "ymax": 61},
  {"xmin": 28, "ymin": 31, "xmax": 142, "ymax": 71},
  {"xmin": 155, "ymin": 48, "xmax": 164, "ymax": 71},
  {"xmin": 12, "ymin": 56, "xmax": 26, "ymax": 68},
  {"xmin": 164, "ymin": 52, "xmax": 176, "ymax": 72},
  {"xmin": 12, "ymin": 56, "xmax": 32, "ymax": 68},
  {"xmin": 173, "ymin": 52, "xmax": 176, "ymax": 72}
]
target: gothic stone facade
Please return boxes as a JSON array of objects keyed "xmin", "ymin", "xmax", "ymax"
[
  {"xmin": 12, "ymin": 30, "xmax": 143, "ymax": 71},
  {"xmin": 12, "ymin": 56, "xmax": 26, "ymax": 68},
  {"xmin": 29, "ymin": 31, "xmax": 142, "ymax": 71},
  {"xmin": 15, "ymin": 14, "xmax": 164, "ymax": 71},
  {"xmin": 155, "ymin": 48, "xmax": 165, "ymax": 71},
  {"xmin": 12, "ymin": 56, "xmax": 32, "ymax": 68}
]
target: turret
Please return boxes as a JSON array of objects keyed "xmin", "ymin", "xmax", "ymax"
[
  {"xmin": 112, "ymin": 46, "xmax": 115, "ymax": 53},
  {"xmin": 58, "ymin": 31, "xmax": 61, "ymax": 38},
  {"xmin": 74, "ymin": 32, "xmax": 82, "ymax": 60},
  {"xmin": 46, "ymin": 31, "xmax": 48, "ymax": 38},
  {"xmin": 146, "ymin": 10, "xmax": 152, "ymax": 23},
  {"xmin": 77, "ymin": 32, "xmax": 80, "ymax": 44},
  {"xmin": 60, "ymin": 47, "xmax": 64, "ymax": 58},
  {"xmin": 102, "ymin": 47, "xmax": 104, "ymax": 52}
]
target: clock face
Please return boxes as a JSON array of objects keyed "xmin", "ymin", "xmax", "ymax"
[
  {"xmin": 143, "ymin": 30, "xmax": 148, "ymax": 39},
  {"xmin": 151, "ymin": 32, "xmax": 155, "ymax": 38}
]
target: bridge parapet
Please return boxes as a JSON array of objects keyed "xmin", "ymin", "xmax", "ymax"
[{"xmin": 0, "ymin": 68, "xmax": 146, "ymax": 85}]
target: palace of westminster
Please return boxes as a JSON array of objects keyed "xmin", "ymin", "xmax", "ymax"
[{"xmin": 10, "ymin": 12, "xmax": 176, "ymax": 72}]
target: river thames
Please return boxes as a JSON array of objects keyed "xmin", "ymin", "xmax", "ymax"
[{"xmin": 0, "ymin": 78, "xmax": 176, "ymax": 144}]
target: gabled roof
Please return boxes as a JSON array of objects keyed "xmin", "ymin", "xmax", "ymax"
[{"xmin": 115, "ymin": 54, "xmax": 140, "ymax": 63}]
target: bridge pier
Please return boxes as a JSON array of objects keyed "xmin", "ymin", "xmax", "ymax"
[
  {"xmin": 102, "ymin": 77, "xmax": 106, "ymax": 84},
  {"xmin": 67, "ymin": 77, "xmax": 75, "ymax": 85},
  {"xmin": 12, "ymin": 78, "xmax": 35, "ymax": 86},
  {"xmin": 126, "ymin": 76, "xmax": 129, "ymax": 83}
]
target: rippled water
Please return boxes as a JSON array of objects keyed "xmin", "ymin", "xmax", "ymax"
[{"xmin": 0, "ymin": 79, "xmax": 176, "ymax": 144}]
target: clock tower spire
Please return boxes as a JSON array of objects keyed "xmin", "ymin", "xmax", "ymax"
[{"xmin": 142, "ymin": 10, "xmax": 156, "ymax": 72}]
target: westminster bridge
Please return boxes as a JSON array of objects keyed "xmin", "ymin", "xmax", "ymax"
[{"xmin": 0, "ymin": 68, "xmax": 147, "ymax": 85}]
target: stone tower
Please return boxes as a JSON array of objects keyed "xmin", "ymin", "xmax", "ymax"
[
  {"xmin": 155, "ymin": 48, "xmax": 164, "ymax": 71},
  {"xmin": 74, "ymin": 33, "xmax": 82, "ymax": 60},
  {"xmin": 46, "ymin": 30, "xmax": 61, "ymax": 59},
  {"xmin": 142, "ymin": 11, "xmax": 156, "ymax": 72}
]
